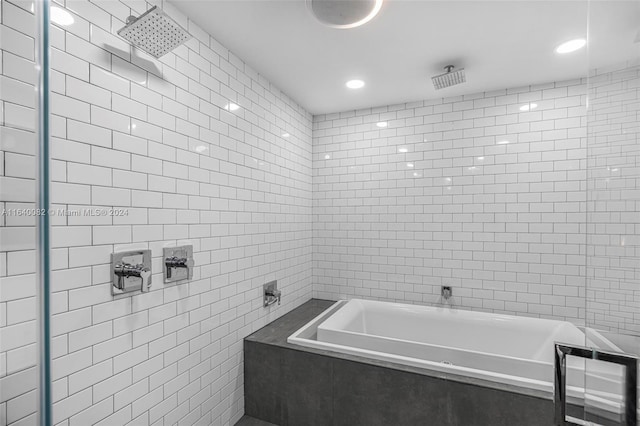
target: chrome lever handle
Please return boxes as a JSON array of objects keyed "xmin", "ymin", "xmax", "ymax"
[
  {"xmin": 165, "ymin": 256, "xmax": 193, "ymax": 279},
  {"xmin": 264, "ymin": 289, "xmax": 281, "ymax": 306},
  {"xmin": 114, "ymin": 262, "xmax": 151, "ymax": 292}
]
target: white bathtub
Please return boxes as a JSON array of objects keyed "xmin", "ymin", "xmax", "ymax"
[{"xmin": 288, "ymin": 299, "xmax": 636, "ymax": 418}]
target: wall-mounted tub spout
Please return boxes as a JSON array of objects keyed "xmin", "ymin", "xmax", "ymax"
[
  {"xmin": 264, "ymin": 280, "xmax": 281, "ymax": 307},
  {"xmin": 441, "ymin": 286, "xmax": 452, "ymax": 302}
]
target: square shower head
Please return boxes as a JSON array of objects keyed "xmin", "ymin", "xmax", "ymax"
[
  {"xmin": 117, "ymin": 6, "xmax": 191, "ymax": 58},
  {"xmin": 432, "ymin": 66, "xmax": 466, "ymax": 90}
]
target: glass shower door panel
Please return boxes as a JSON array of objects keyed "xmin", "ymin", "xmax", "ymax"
[
  {"xmin": 585, "ymin": 0, "xmax": 640, "ymax": 424},
  {"xmin": 0, "ymin": 0, "xmax": 41, "ymax": 424}
]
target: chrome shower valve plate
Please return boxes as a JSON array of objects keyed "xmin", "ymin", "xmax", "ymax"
[{"xmin": 163, "ymin": 245, "xmax": 194, "ymax": 283}]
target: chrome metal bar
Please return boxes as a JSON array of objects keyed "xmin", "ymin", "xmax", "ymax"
[
  {"xmin": 554, "ymin": 343, "xmax": 638, "ymax": 426},
  {"xmin": 35, "ymin": 0, "xmax": 52, "ymax": 424}
]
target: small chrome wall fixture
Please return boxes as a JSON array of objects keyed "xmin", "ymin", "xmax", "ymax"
[
  {"xmin": 111, "ymin": 249, "xmax": 152, "ymax": 295},
  {"xmin": 264, "ymin": 280, "xmax": 281, "ymax": 307},
  {"xmin": 163, "ymin": 245, "xmax": 194, "ymax": 283},
  {"xmin": 441, "ymin": 286, "xmax": 452, "ymax": 301}
]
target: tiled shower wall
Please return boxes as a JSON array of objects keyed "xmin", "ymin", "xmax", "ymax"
[
  {"xmin": 0, "ymin": 0, "xmax": 312, "ymax": 425},
  {"xmin": 586, "ymin": 63, "xmax": 640, "ymax": 334},
  {"xmin": 313, "ymin": 79, "xmax": 591, "ymax": 325}
]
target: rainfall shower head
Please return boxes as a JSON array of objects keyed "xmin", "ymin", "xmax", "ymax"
[
  {"xmin": 117, "ymin": 6, "xmax": 191, "ymax": 58},
  {"xmin": 431, "ymin": 65, "xmax": 466, "ymax": 90}
]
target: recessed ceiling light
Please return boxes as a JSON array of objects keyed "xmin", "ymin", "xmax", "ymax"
[
  {"xmin": 477, "ymin": 156, "xmax": 484, "ymax": 161},
  {"xmin": 324, "ymin": 154, "xmax": 331, "ymax": 159},
  {"xmin": 555, "ymin": 38, "xmax": 586, "ymax": 54},
  {"xmin": 497, "ymin": 140, "xmax": 510, "ymax": 145},
  {"xmin": 398, "ymin": 147, "xmax": 408, "ymax": 153},
  {"xmin": 407, "ymin": 163, "xmax": 414, "ymax": 168},
  {"xmin": 51, "ymin": 7, "xmax": 74, "ymax": 26},
  {"xmin": 282, "ymin": 133, "xmax": 290, "ymax": 138},
  {"xmin": 346, "ymin": 79, "xmax": 365, "ymax": 89},
  {"xmin": 225, "ymin": 103, "xmax": 240, "ymax": 111},
  {"xmin": 195, "ymin": 145, "xmax": 208, "ymax": 153},
  {"xmin": 519, "ymin": 103, "xmax": 537, "ymax": 111},
  {"xmin": 376, "ymin": 121, "xmax": 388, "ymax": 128}
]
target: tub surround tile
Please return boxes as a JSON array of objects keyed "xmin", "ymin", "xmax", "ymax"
[{"xmin": 245, "ymin": 342, "xmax": 333, "ymax": 426}]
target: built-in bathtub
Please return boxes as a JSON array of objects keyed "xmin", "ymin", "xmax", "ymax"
[{"xmin": 288, "ymin": 298, "xmax": 637, "ymax": 421}]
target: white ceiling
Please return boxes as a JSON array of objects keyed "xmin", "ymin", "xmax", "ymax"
[{"xmin": 173, "ymin": 0, "xmax": 639, "ymax": 115}]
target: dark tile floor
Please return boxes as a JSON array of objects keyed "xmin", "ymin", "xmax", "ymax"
[{"xmin": 234, "ymin": 415, "xmax": 278, "ymax": 426}]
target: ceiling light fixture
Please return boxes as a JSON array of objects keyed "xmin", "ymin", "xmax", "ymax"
[
  {"xmin": 376, "ymin": 121, "xmax": 388, "ymax": 128},
  {"xmin": 398, "ymin": 147, "xmax": 408, "ymax": 153},
  {"xmin": 346, "ymin": 79, "xmax": 365, "ymax": 89},
  {"xmin": 555, "ymin": 38, "xmax": 586, "ymax": 54},
  {"xmin": 282, "ymin": 133, "xmax": 290, "ymax": 138},
  {"xmin": 224, "ymin": 103, "xmax": 240, "ymax": 111},
  {"xmin": 307, "ymin": 0, "xmax": 383, "ymax": 29}
]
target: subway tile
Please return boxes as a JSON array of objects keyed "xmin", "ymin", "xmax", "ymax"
[
  {"xmin": 93, "ymin": 370, "xmax": 132, "ymax": 403},
  {"xmin": 52, "ymin": 388, "xmax": 92, "ymax": 425},
  {"xmin": 67, "ymin": 119, "xmax": 112, "ymax": 148},
  {"xmin": 68, "ymin": 359, "xmax": 113, "ymax": 394},
  {"xmin": 91, "ymin": 105, "xmax": 130, "ymax": 133},
  {"xmin": 68, "ymin": 395, "xmax": 113, "ymax": 426},
  {"xmin": 113, "ymin": 169, "xmax": 147, "ymax": 190},
  {"xmin": 67, "ymin": 162, "xmax": 112, "ymax": 186},
  {"xmin": 51, "ymin": 47, "xmax": 88, "ymax": 81},
  {"xmin": 1, "ymin": 25, "xmax": 34, "ymax": 60},
  {"xmin": 90, "ymin": 65, "xmax": 130, "ymax": 97},
  {"xmin": 52, "ymin": 93, "xmax": 91, "ymax": 122},
  {"xmin": 68, "ymin": 321, "xmax": 112, "ymax": 352},
  {"xmin": 66, "ymin": 75, "xmax": 111, "ymax": 109}
]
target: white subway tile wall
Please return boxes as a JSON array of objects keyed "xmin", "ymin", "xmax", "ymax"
[
  {"xmin": 586, "ymin": 63, "xmax": 640, "ymax": 334},
  {"xmin": 0, "ymin": 0, "xmax": 312, "ymax": 425},
  {"xmin": 312, "ymin": 74, "xmax": 636, "ymax": 334}
]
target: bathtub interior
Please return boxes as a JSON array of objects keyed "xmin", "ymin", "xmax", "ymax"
[
  {"xmin": 316, "ymin": 298, "xmax": 588, "ymax": 363},
  {"xmin": 288, "ymin": 299, "xmax": 637, "ymax": 418}
]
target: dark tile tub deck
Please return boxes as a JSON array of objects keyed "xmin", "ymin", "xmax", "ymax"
[
  {"xmin": 244, "ymin": 299, "xmax": 558, "ymax": 426},
  {"xmin": 234, "ymin": 415, "xmax": 278, "ymax": 426}
]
